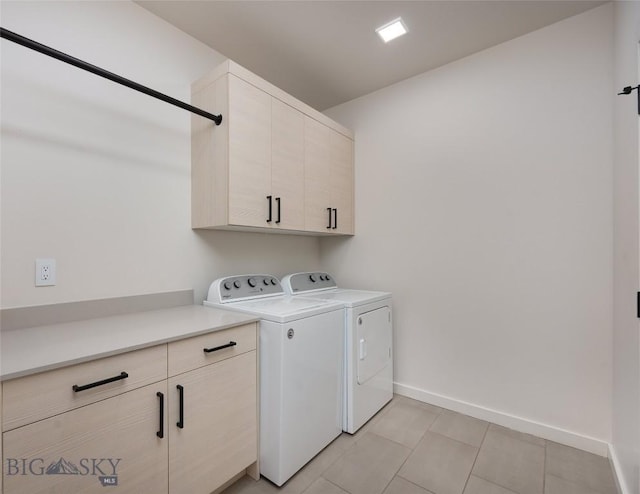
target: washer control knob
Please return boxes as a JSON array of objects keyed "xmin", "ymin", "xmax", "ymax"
[
  {"xmin": 233, "ymin": 280, "xmax": 241, "ymax": 289},
  {"xmin": 263, "ymin": 279, "xmax": 270, "ymax": 286},
  {"xmin": 270, "ymin": 278, "xmax": 277, "ymax": 285},
  {"xmin": 248, "ymin": 278, "xmax": 257, "ymax": 288},
  {"xmin": 309, "ymin": 274, "xmax": 317, "ymax": 283},
  {"xmin": 223, "ymin": 281, "xmax": 232, "ymax": 290},
  {"xmin": 325, "ymin": 275, "xmax": 331, "ymax": 281}
]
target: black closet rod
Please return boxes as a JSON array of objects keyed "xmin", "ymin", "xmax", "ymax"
[{"xmin": 0, "ymin": 27, "xmax": 223, "ymax": 125}]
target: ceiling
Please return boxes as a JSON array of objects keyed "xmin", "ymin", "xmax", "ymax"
[{"xmin": 136, "ymin": 1, "xmax": 606, "ymax": 111}]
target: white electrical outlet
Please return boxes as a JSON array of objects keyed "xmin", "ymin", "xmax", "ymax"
[{"xmin": 35, "ymin": 258, "xmax": 56, "ymax": 287}]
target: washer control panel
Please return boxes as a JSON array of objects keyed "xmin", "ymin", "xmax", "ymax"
[
  {"xmin": 282, "ymin": 272, "xmax": 337, "ymax": 294},
  {"xmin": 207, "ymin": 274, "xmax": 282, "ymax": 302}
]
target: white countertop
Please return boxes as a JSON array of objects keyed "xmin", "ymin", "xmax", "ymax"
[{"xmin": 0, "ymin": 305, "xmax": 258, "ymax": 381}]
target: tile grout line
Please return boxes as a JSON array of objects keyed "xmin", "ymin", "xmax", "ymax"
[
  {"xmin": 543, "ymin": 439, "xmax": 547, "ymax": 494},
  {"xmin": 372, "ymin": 400, "xmax": 501, "ymax": 494},
  {"xmin": 470, "ymin": 425, "xmax": 548, "ymax": 493},
  {"xmin": 316, "ymin": 399, "xmax": 417, "ymax": 494},
  {"xmin": 470, "ymin": 428, "xmax": 544, "ymax": 493},
  {"xmin": 394, "ymin": 475, "xmax": 438, "ymax": 494},
  {"xmin": 322, "ymin": 477, "xmax": 349, "ymax": 494},
  {"xmin": 422, "ymin": 427, "xmax": 485, "ymax": 450},
  {"xmin": 376, "ymin": 402, "xmax": 445, "ymax": 494},
  {"xmin": 470, "ymin": 473, "xmax": 520, "ymax": 494},
  {"xmin": 368, "ymin": 407, "xmax": 444, "ymax": 451},
  {"xmin": 459, "ymin": 422, "xmax": 490, "ymax": 494}
]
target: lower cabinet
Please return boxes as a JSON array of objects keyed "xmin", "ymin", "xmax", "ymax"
[
  {"xmin": 1, "ymin": 322, "xmax": 259, "ymax": 494},
  {"xmin": 3, "ymin": 382, "xmax": 168, "ymax": 494},
  {"xmin": 168, "ymin": 352, "xmax": 257, "ymax": 493}
]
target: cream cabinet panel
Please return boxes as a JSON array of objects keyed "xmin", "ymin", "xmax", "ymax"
[
  {"xmin": 304, "ymin": 116, "xmax": 333, "ymax": 232},
  {"xmin": 167, "ymin": 323, "xmax": 257, "ymax": 377},
  {"xmin": 271, "ymin": 98, "xmax": 305, "ymax": 231},
  {"xmin": 329, "ymin": 130, "xmax": 354, "ymax": 235},
  {"xmin": 227, "ymin": 75, "xmax": 272, "ymax": 228},
  {"xmin": 168, "ymin": 351, "xmax": 257, "ymax": 494},
  {"xmin": 191, "ymin": 74, "xmax": 228, "ymax": 228},
  {"xmin": 305, "ymin": 117, "xmax": 354, "ymax": 234},
  {"xmin": 3, "ymin": 382, "xmax": 168, "ymax": 494},
  {"xmin": 3, "ymin": 344, "xmax": 167, "ymax": 431}
]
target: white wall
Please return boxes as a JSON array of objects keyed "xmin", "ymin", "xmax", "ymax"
[
  {"xmin": 612, "ymin": 2, "xmax": 640, "ymax": 493},
  {"xmin": 323, "ymin": 5, "xmax": 613, "ymax": 454},
  {"xmin": 0, "ymin": 1, "xmax": 320, "ymax": 309}
]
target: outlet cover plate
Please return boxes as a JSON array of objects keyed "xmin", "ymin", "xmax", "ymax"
[{"xmin": 35, "ymin": 258, "xmax": 56, "ymax": 287}]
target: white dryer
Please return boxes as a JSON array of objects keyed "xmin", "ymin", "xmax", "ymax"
[
  {"xmin": 281, "ymin": 272, "xmax": 393, "ymax": 434},
  {"xmin": 204, "ymin": 274, "xmax": 344, "ymax": 487}
]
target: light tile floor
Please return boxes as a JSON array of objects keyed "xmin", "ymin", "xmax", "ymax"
[{"xmin": 222, "ymin": 395, "xmax": 618, "ymax": 494}]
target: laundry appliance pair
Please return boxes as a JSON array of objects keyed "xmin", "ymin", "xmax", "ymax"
[{"xmin": 204, "ymin": 272, "xmax": 392, "ymax": 486}]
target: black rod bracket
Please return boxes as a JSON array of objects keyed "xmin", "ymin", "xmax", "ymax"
[
  {"xmin": 617, "ymin": 84, "xmax": 640, "ymax": 115},
  {"xmin": 0, "ymin": 27, "xmax": 222, "ymax": 125}
]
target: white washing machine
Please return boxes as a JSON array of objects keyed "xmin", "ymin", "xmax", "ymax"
[
  {"xmin": 281, "ymin": 272, "xmax": 393, "ymax": 434},
  {"xmin": 204, "ymin": 274, "xmax": 344, "ymax": 486}
]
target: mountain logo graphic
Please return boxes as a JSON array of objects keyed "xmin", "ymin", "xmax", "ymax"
[{"xmin": 45, "ymin": 457, "xmax": 81, "ymax": 475}]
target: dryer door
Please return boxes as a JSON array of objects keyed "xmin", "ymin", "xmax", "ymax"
[{"xmin": 356, "ymin": 306, "xmax": 392, "ymax": 385}]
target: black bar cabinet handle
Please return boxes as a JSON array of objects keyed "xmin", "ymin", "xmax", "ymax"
[
  {"xmin": 203, "ymin": 341, "xmax": 237, "ymax": 353},
  {"xmin": 0, "ymin": 28, "xmax": 222, "ymax": 125},
  {"xmin": 176, "ymin": 385, "xmax": 184, "ymax": 429},
  {"xmin": 333, "ymin": 208, "xmax": 338, "ymax": 229},
  {"xmin": 156, "ymin": 392, "xmax": 164, "ymax": 438},
  {"xmin": 72, "ymin": 371, "xmax": 128, "ymax": 392},
  {"xmin": 327, "ymin": 207, "xmax": 333, "ymax": 229},
  {"xmin": 266, "ymin": 195, "xmax": 273, "ymax": 223},
  {"xmin": 275, "ymin": 197, "xmax": 281, "ymax": 224}
]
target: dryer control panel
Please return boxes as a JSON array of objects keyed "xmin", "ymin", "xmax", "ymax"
[
  {"xmin": 282, "ymin": 272, "xmax": 337, "ymax": 294},
  {"xmin": 207, "ymin": 274, "xmax": 283, "ymax": 303}
]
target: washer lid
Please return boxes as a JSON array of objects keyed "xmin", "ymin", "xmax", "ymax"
[
  {"xmin": 205, "ymin": 296, "xmax": 344, "ymax": 323},
  {"xmin": 297, "ymin": 289, "xmax": 391, "ymax": 308}
]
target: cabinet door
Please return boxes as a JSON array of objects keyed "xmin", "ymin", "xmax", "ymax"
[
  {"xmin": 168, "ymin": 351, "xmax": 257, "ymax": 494},
  {"xmin": 228, "ymin": 74, "xmax": 272, "ymax": 227},
  {"xmin": 304, "ymin": 116, "xmax": 334, "ymax": 232},
  {"xmin": 272, "ymin": 98, "xmax": 305, "ymax": 231},
  {"xmin": 304, "ymin": 117, "xmax": 354, "ymax": 234},
  {"xmin": 2, "ymin": 382, "xmax": 168, "ymax": 494},
  {"xmin": 329, "ymin": 130, "xmax": 354, "ymax": 234}
]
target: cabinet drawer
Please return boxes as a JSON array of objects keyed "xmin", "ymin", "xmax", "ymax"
[
  {"xmin": 168, "ymin": 323, "xmax": 257, "ymax": 376},
  {"xmin": 2, "ymin": 344, "xmax": 167, "ymax": 431}
]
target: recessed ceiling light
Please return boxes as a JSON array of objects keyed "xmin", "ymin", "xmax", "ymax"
[{"xmin": 376, "ymin": 17, "xmax": 408, "ymax": 43}]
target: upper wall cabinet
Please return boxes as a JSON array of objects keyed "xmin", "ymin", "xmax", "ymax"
[
  {"xmin": 191, "ymin": 61, "xmax": 354, "ymax": 235},
  {"xmin": 304, "ymin": 116, "xmax": 353, "ymax": 234}
]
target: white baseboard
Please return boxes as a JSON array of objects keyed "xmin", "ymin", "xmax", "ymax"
[
  {"xmin": 608, "ymin": 444, "xmax": 632, "ymax": 494},
  {"xmin": 394, "ymin": 381, "xmax": 609, "ymax": 457}
]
